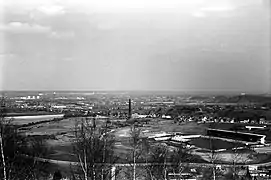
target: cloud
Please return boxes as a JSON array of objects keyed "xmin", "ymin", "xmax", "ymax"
[
  {"xmin": 192, "ymin": 11, "xmax": 207, "ymax": 18},
  {"xmin": 49, "ymin": 31, "xmax": 75, "ymax": 38},
  {"xmin": 0, "ymin": 22, "xmax": 51, "ymax": 33},
  {"xmin": 0, "ymin": 54, "xmax": 15, "ymax": 87},
  {"xmin": 97, "ymin": 21, "xmax": 121, "ymax": 30},
  {"xmin": 37, "ymin": 5, "xmax": 65, "ymax": 15},
  {"xmin": 0, "ymin": 53, "xmax": 15, "ymax": 59},
  {"xmin": 192, "ymin": 4, "xmax": 236, "ymax": 18},
  {"xmin": 53, "ymin": 0, "xmax": 205, "ymax": 14},
  {"xmin": 62, "ymin": 57, "xmax": 73, "ymax": 62},
  {"xmin": 200, "ymin": 5, "xmax": 235, "ymax": 12},
  {"xmin": 191, "ymin": 0, "xmax": 265, "ymax": 18}
]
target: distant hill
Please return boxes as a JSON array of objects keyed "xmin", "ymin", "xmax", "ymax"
[
  {"xmin": 227, "ymin": 95, "xmax": 271, "ymax": 104},
  {"xmin": 188, "ymin": 96, "xmax": 211, "ymax": 101},
  {"xmin": 189, "ymin": 94, "xmax": 271, "ymax": 104},
  {"xmin": 213, "ymin": 96, "xmax": 229, "ymax": 103}
]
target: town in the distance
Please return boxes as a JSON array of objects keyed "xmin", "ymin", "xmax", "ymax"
[{"xmin": 1, "ymin": 91, "xmax": 271, "ymax": 180}]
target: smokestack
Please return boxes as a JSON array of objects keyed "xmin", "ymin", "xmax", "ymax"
[{"xmin": 128, "ymin": 99, "xmax": 131, "ymax": 119}]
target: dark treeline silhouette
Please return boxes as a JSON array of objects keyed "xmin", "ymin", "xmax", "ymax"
[{"xmin": 1, "ymin": 98, "xmax": 50, "ymax": 180}]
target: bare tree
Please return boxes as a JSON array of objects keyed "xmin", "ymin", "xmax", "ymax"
[
  {"xmin": 206, "ymin": 123, "xmax": 226, "ymax": 180},
  {"xmin": 224, "ymin": 147, "xmax": 250, "ymax": 180},
  {"xmin": 120, "ymin": 125, "xmax": 148, "ymax": 180},
  {"xmin": 146, "ymin": 144, "xmax": 168, "ymax": 180},
  {"xmin": 130, "ymin": 125, "xmax": 142, "ymax": 180},
  {"xmin": 145, "ymin": 141, "xmax": 196, "ymax": 180},
  {"xmin": 200, "ymin": 136, "xmax": 222, "ymax": 180},
  {"xmin": 168, "ymin": 144, "xmax": 196, "ymax": 180},
  {"xmin": 210, "ymin": 142, "xmax": 218, "ymax": 180},
  {"xmin": 0, "ymin": 97, "xmax": 7, "ymax": 180},
  {"xmin": 72, "ymin": 118, "xmax": 117, "ymax": 180}
]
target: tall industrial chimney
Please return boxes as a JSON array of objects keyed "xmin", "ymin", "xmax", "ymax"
[{"xmin": 128, "ymin": 99, "xmax": 131, "ymax": 119}]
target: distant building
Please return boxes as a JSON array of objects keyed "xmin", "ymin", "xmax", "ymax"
[
  {"xmin": 131, "ymin": 113, "xmax": 148, "ymax": 118},
  {"xmin": 245, "ymin": 125, "xmax": 266, "ymax": 131},
  {"xmin": 171, "ymin": 135, "xmax": 201, "ymax": 143},
  {"xmin": 148, "ymin": 132, "xmax": 173, "ymax": 141},
  {"xmin": 259, "ymin": 118, "xmax": 267, "ymax": 124},
  {"xmin": 52, "ymin": 105, "xmax": 66, "ymax": 109},
  {"xmin": 162, "ymin": 115, "xmax": 172, "ymax": 119}
]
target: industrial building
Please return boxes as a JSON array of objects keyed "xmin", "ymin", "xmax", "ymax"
[{"xmin": 207, "ymin": 128, "xmax": 266, "ymax": 144}]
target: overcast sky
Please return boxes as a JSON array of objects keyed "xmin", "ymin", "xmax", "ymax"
[{"xmin": 0, "ymin": 0, "xmax": 270, "ymax": 93}]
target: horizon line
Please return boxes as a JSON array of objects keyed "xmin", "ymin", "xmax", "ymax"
[{"xmin": 0, "ymin": 89, "xmax": 269, "ymax": 95}]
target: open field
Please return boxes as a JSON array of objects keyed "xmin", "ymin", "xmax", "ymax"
[
  {"xmin": 149, "ymin": 120, "xmax": 206, "ymax": 134},
  {"xmin": 11, "ymin": 116, "xmax": 271, "ymax": 166}
]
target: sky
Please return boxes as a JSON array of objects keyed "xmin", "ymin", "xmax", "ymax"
[{"xmin": 0, "ymin": 0, "xmax": 270, "ymax": 93}]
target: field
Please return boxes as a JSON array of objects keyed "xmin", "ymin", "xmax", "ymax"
[
  {"xmin": 16, "ymin": 118, "xmax": 206, "ymax": 163},
  {"xmin": 11, "ymin": 116, "xmax": 271, "ymax": 167},
  {"xmin": 138, "ymin": 120, "xmax": 207, "ymax": 136}
]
